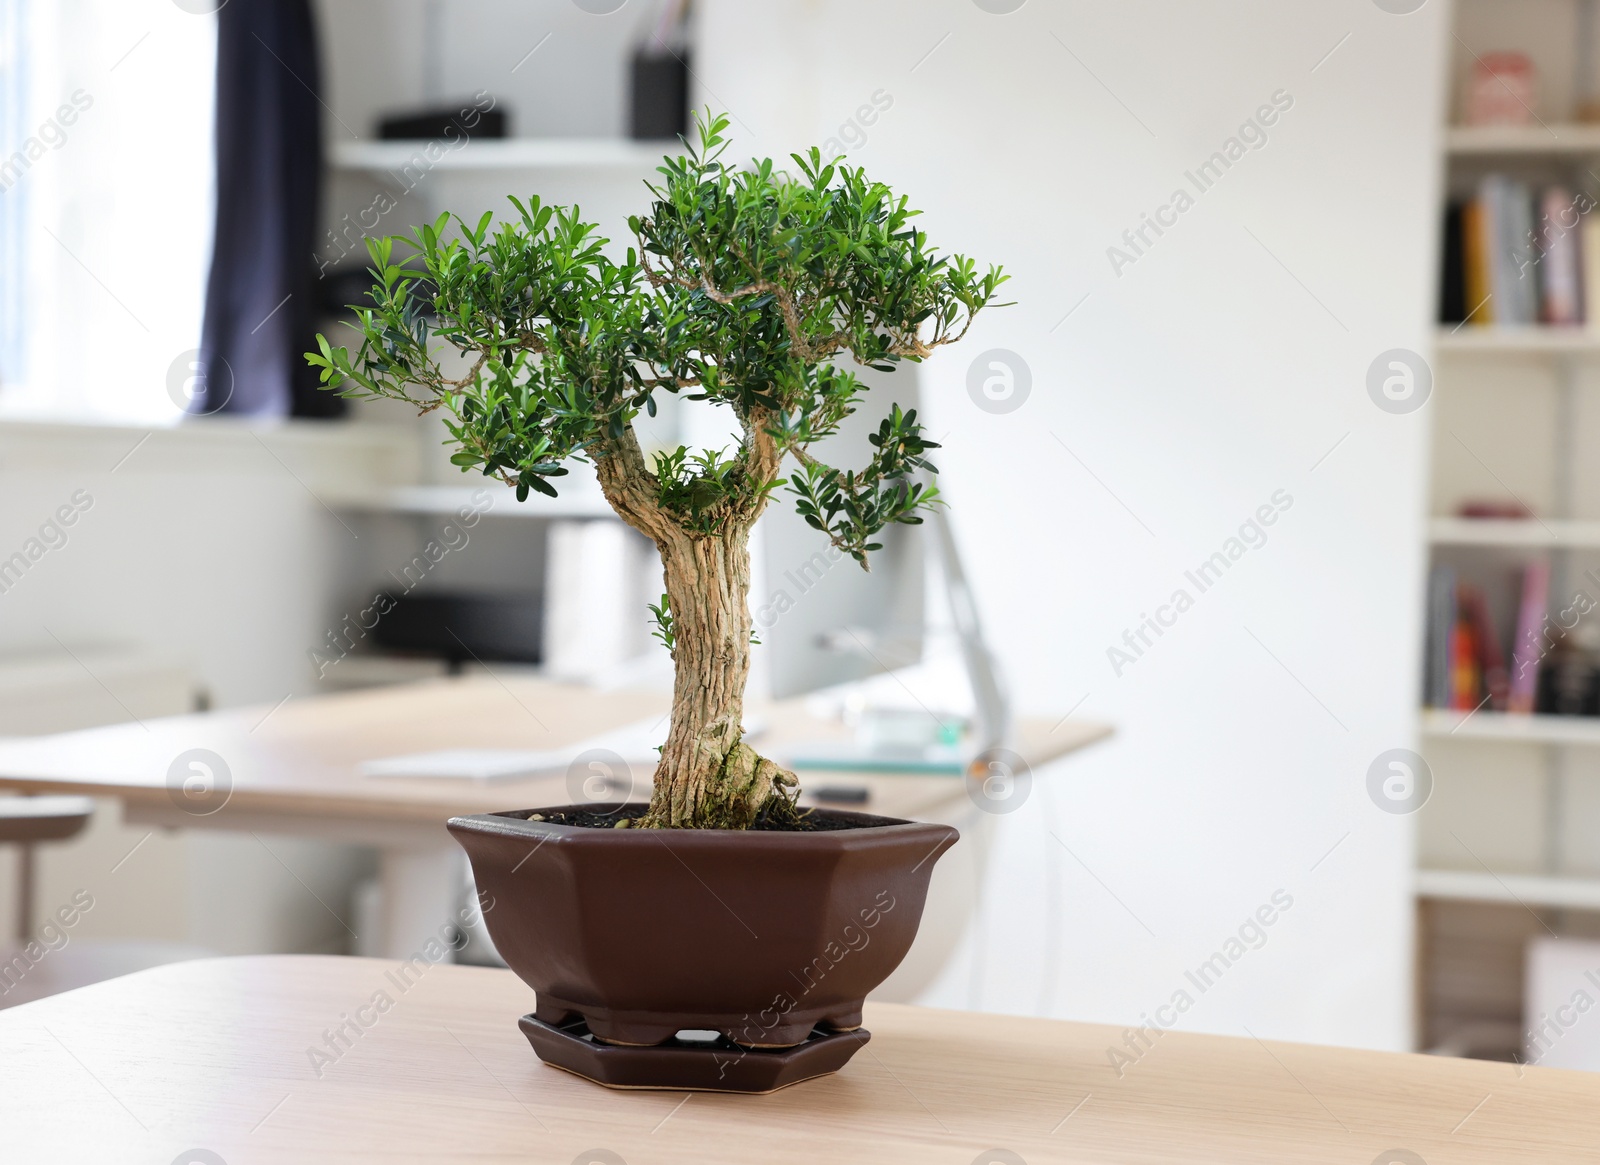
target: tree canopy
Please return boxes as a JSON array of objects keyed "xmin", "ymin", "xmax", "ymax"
[{"xmin": 307, "ymin": 111, "xmax": 1008, "ymax": 565}]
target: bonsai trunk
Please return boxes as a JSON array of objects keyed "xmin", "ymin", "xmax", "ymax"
[{"xmin": 644, "ymin": 524, "xmax": 796, "ymax": 828}]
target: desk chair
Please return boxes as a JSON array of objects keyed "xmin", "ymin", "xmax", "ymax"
[{"xmin": 0, "ymin": 796, "xmax": 209, "ymax": 1008}]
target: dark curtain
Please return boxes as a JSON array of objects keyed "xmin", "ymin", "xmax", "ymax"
[{"xmin": 195, "ymin": 0, "xmax": 340, "ymax": 417}]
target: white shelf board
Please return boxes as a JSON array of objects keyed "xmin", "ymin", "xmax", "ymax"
[
  {"xmin": 1434, "ymin": 326, "xmax": 1600, "ymax": 353},
  {"xmin": 1417, "ymin": 867, "xmax": 1600, "ymax": 911},
  {"xmin": 1427, "ymin": 516, "xmax": 1600, "ymax": 548},
  {"xmin": 330, "ymin": 138, "xmax": 680, "ymax": 174},
  {"xmin": 331, "ymin": 483, "xmax": 614, "ymax": 521},
  {"xmin": 1421, "ymin": 708, "xmax": 1600, "ymax": 745},
  {"xmin": 1445, "ymin": 123, "xmax": 1600, "ymax": 154}
]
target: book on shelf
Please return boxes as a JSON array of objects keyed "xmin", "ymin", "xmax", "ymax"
[
  {"xmin": 1440, "ymin": 202, "xmax": 1466, "ymax": 323},
  {"xmin": 1425, "ymin": 565, "xmax": 1456, "ymax": 709},
  {"xmin": 1460, "ymin": 199, "xmax": 1489, "ymax": 323},
  {"xmin": 1585, "ymin": 215, "xmax": 1600, "ymax": 329},
  {"xmin": 1439, "ymin": 175, "xmax": 1592, "ymax": 327},
  {"xmin": 1508, "ymin": 559, "xmax": 1550, "ymax": 713},
  {"xmin": 1461, "ymin": 585, "xmax": 1510, "ymax": 709},
  {"xmin": 1450, "ymin": 608, "xmax": 1479, "ymax": 709},
  {"xmin": 1540, "ymin": 187, "xmax": 1584, "ymax": 324}
]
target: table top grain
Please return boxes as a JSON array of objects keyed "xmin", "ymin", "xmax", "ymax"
[{"xmin": 2, "ymin": 955, "xmax": 1594, "ymax": 1164}]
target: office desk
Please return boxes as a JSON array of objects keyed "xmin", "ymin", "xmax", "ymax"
[
  {"xmin": 0, "ymin": 676, "xmax": 1110, "ymax": 956},
  {"xmin": 4, "ymin": 955, "xmax": 1595, "ymax": 1163}
]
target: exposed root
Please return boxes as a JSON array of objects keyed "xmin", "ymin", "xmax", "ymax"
[{"xmin": 640, "ymin": 719, "xmax": 806, "ymax": 829}]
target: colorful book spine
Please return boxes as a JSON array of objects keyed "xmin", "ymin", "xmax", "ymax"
[
  {"xmin": 1460, "ymin": 585, "xmax": 1509, "ymax": 710},
  {"xmin": 1584, "ymin": 215, "xmax": 1600, "ymax": 328},
  {"xmin": 1440, "ymin": 201, "xmax": 1466, "ymax": 324},
  {"xmin": 1504, "ymin": 178, "xmax": 1542, "ymax": 323},
  {"xmin": 1481, "ymin": 176, "xmax": 1510, "ymax": 324},
  {"xmin": 1508, "ymin": 559, "xmax": 1551, "ymax": 714},
  {"xmin": 1539, "ymin": 187, "xmax": 1583, "ymax": 325},
  {"xmin": 1427, "ymin": 566, "xmax": 1456, "ymax": 708},
  {"xmin": 1451, "ymin": 616, "xmax": 1480, "ymax": 710},
  {"xmin": 1462, "ymin": 199, "xmax": 1491, "ymax": 325}
]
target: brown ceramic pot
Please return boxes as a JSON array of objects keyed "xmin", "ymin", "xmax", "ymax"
[{"xmin": 447, "ymin": 805, "xmax": 958, "ymax": 1048}]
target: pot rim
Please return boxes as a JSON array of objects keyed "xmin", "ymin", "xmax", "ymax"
[{"xmin": 447, "ymin": 804, "xmax": 957, "ymax": 848}]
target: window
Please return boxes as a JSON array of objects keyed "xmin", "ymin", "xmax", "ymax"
[
  {"xmin": 0, "ymin": 0, "xmax": 26, "ymax": 388},
  {"xmin": 0, "ymin": 0, "xmax": 214, "ymax": 425}
]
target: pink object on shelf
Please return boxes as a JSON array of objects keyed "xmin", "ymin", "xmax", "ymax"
[
  {"xmin": 1465, "ymin": 52, "xmax": 1538, "ymax": 127},
  {"xmin": 1508, "ymin": 559, "xmax": 1551, "ymax": 714},
  {"xmin": 1540, "ymin": 187, "xmax": 1585, "ymax": 325}
]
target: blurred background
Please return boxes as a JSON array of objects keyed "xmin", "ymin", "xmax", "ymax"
[{"xmin": 7, "ymin": 0, "xmax": 1600, "ymax": 1071}]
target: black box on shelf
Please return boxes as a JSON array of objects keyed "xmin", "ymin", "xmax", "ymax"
[
  {"xmin": 629, "ymin": 51, "xmax": 688, "ymax": 141},
  {"xmin": 378, "ymin": 105, "xmax": 508, "ymax": 142}
]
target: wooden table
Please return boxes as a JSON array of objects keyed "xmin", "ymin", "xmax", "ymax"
[
  {"xmin": 0, "ymin": 676, "xmax": 1110, "ymax": 958},
  {"xmin": 3, "ymin": 955, "xmax": 1595, "ymax": 1164}
]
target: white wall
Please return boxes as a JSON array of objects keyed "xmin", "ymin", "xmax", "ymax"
[
  {"xmin": 0, "ymin": 421, "xmax": 414, "ymax": 706},
  {"xmin": 700, "ymin": 0, "xmax": 1446, "ymax": 1051}
]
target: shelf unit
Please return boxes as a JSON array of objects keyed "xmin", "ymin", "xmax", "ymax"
[
  {"xmin": 317, "ymin": 130, "xmax": 667, "ymax": 684},
  {"xmin": 1417, "ymin": 0, "xmax": 1600, "ymax": 1064}
]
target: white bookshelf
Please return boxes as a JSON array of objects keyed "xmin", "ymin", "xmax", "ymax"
[
  {"xmin": 1418, "ymin": 1, "xmax": 1600, "ymax": 1061},
  {"xmin": 330, "ymin": 138, "xmax": 680, "ymax": 175}
]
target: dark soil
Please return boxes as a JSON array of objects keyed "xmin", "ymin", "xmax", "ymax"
[{"xmin": 520, "ymin": 805, "xmax": 872, "ymax": 831}]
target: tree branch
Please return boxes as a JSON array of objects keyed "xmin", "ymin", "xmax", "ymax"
[
  {"xmin": 734, "ymin": 404, "xmax": 784, "ymax": 524},
  {"xmin": 592, "ymin": 422, "xmax": 678, "ymax": 545}
]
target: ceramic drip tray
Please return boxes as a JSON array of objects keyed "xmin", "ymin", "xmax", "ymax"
[{"xmin": 518, "ymin": 1014, "xmax": 870, "ymax": 1093}]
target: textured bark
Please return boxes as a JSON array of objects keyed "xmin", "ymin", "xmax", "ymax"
[
  {"xmin": 592, "ymin": 431, "xmax": 798, "ymax": 829},
  {"xmin": 644, "ymin": 525, "xmax": 795, "ymax": 828}
]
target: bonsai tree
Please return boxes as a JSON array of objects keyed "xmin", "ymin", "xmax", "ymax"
[{"xmin": 308, "ymin": 113, "xmax": 1006, "ymax": 829}]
